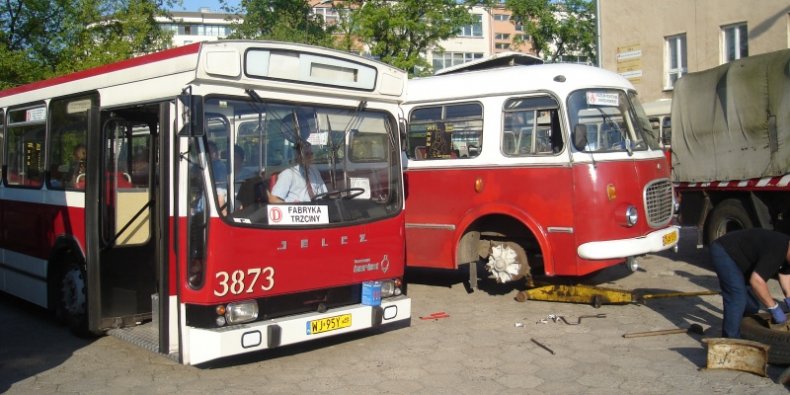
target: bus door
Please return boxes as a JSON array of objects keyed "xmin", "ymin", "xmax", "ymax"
[{"xmin": 86, "ymin": 104, "xmax": 159, "ymax": 332}]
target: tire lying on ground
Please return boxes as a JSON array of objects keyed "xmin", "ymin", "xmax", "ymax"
[{"xmin": 740, "ymin": 313, "xmax": 790, "ymax": 365}]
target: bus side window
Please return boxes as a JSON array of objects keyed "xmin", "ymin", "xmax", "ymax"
[
  {"xmin": 502, "ymin": 96, "xmax": 561, "ymax": 157},
  {"xmin": 7, "ymin": 105, "xmax": 46, "ymax": 188},
  {"xmin": 408, "ymin": 103, "xmax": 482, "ymax": 160},
  {"xmin": 47, "ymin": 95, "xmax": 94, "ymax": 190}
]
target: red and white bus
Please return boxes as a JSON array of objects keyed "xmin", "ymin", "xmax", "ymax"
[
  {"xmin": 0, "ymin": 41, "xmax": 410, "ymax": 364},
  {"xmin": 402, "ymin": 64, "xmax": 679, "ymax": 287}
]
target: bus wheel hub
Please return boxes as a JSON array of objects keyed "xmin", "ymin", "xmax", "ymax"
[{"xmin": 486, "ymin": 243, "xmax": 525, "ymax": 283}]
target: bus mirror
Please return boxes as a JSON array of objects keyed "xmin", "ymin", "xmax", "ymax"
[{"xmin": 178, "ymin": 93, "xmax": 204, "ymax": 137}]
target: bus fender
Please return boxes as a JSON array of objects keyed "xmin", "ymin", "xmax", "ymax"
[{"xmin": 454, "ymin": 202, "xmax": 554, "ymax": 275}]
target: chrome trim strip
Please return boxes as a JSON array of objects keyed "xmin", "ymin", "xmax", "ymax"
[
  {"xmin": 405, "ymin": 223, "xmax": 456, "ymax": 230},
  {"xmin": 547, "ymin": 227, "xmax": 574, "ymax": 233}
]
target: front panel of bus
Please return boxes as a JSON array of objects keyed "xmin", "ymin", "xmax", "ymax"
[
  {"xmin": 177, "ymin": 94, "xmax": 408, "ymax": 363},
  {"xmin": 566, "ymin": 89, "xmax": 676, "ymax": 275}
]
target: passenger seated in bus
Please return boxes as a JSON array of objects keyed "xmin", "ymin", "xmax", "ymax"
[
  {"xmin": 207, "ymin": 141, "xmax": 228, "ymax": 188},
  {"xmin": 269, "ymin": 142, "xmax": 327, "ymax": 203},
  {"xmin": 69, "ymin": 144, "xmax": 87, "ymax": 189}
]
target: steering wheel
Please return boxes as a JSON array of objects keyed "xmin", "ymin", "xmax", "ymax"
[{"xmin": 312, "ymin": 188, "xmax": 366, "ymax": 201}]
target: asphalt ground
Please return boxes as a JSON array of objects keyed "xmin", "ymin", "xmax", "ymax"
[{"xmin": 1, "ymin": 227, "xmax": 789, "ymax": 394}]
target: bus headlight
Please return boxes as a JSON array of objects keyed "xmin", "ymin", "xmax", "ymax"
[
  {"xmin": 224, "ymin": 300, "xmax": 259, "ymax": 325},
  {"xmin": 625, "ymin": 205, "xmax": 638, "ymax": 227},
  {"xmin": 380, "ymin": 278, "xmax": 403, "ymax": 297}
]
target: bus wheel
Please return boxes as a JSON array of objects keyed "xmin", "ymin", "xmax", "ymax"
[
  {"xmin": 485, "ymin": 241, "xmax": 529, "ymax": 283},
  {"xmin": 705, "ymin": 199, "xmax": 753, "ymax": 244},
  {"xmin": 58, "ymin": 264, "xmax": 90, "ymax": 337}
]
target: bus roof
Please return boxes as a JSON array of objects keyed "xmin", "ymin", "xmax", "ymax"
[
  {"xmin": 404, "ymin": 63, "xmax": 634, "ymax": 105},
  {"xmin": 0, "ymin": 40, "xmax": 407, "ymax": 107}
]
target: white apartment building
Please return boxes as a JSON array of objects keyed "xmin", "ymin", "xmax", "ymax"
[{"xmin": 159, "ymin": 4, "xmax": 535, "ymax": 73}]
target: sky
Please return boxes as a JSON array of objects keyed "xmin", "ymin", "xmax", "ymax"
[{"xmin": 170, "ymin": 0, "xmax": 238, "ymax": 12}]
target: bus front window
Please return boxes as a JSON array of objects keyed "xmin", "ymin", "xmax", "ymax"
[
  {"xmin": 568, "ymin": 89, "xmax": 651, "ymax": 153},
  {"xmin": 202, "ymin": 98, "xmax": 402, "ymax": 226}
]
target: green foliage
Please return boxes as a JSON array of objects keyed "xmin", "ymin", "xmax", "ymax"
[
  {"xmin": 221, "ymin": 0, "xmax": 336, "ymax": 47},
  {"xmin": 506, "ymin": 0, "xmax": 595, "ymax": 63},
  {"xmin": 352, "ymin": 0, "xmax": 474, "ymax": 75},
  {"xmin": 0, "ymin": 0, "xmax": 175, "ymax": 89}
]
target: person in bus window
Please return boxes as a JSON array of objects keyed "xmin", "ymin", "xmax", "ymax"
[
  {"xmin": 270, "ymin": 142, "xmax": 327, "ymax": 203},
  {"xmin": 69, "ymin": 144, "xmax": 87, "ymax": 188}
]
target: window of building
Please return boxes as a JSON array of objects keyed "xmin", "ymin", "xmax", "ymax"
[
  {"xmin": 313, "ymin": 7, "xmax": 340, "ymax": 25},
  {"xmin": 457, "ymin": 14, "xmax": 483, "ymax": 37},
  {"xmin": 495, "ymin": 43, "xmax": 510, "ymax": 50},
  {"xmin": 722, "ymin": 23, "xmax": 748, "ymax": 62},
  {"xmin": 665, "ymin": 34, "xmax": 687, "ymax": 90},
  {"xmin": 432, "ymin": 52, "xmax": 484, "ymax": 72},
  {"xmin": 493, "ymin": 14, "xmax": 510, "ymax": 22},
  {"xmin": 495, "ymin": 33, "xmax": 510, "ymax": 41}
]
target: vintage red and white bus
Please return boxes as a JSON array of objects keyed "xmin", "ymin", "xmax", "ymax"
[
  {"xmin": 0, "ymin": 41, "xmax": 410, "ymax": 364},
  {"xmin": 402, "ymin": 64, "xmax": 679, "ymax": 287}
]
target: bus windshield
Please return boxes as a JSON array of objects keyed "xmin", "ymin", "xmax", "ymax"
[
  {"xmin": 198, "ymin": 97, "xmax": 401, "ymax": 226},
  {"xmin": 567, "ymin": 89, "xmax": 659, "ymax": 153}
]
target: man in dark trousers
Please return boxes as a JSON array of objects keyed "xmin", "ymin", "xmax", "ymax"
[{"xmin": 709, "ymin": 228, "xmax": 790, "ymax": 338}]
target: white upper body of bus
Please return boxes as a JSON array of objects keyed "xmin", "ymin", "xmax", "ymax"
[{"xmin": 0, "ymin": 40, "xmax": 407, "ymax": 108}]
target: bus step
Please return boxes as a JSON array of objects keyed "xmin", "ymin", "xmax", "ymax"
[
  {"xmin": 515, "ymin": 284, "xmax": 718, "ymax": 308},
  {"xmin": 108, "ymin": 322, "xmax": 165, "ymax": 358}
]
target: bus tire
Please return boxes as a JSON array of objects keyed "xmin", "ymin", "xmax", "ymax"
[
  {"xmin": 740, "ymin": 313, "xmax": 790, "ymax": 365},
  {"xmin": 58, "ymin": 263, "xmax": 90, "ymax": 337},
  {"xmin": 705, "ymin": 199, "xmax": 753, "ymax": 244}
]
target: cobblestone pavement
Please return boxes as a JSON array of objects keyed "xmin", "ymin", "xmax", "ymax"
[{"xmin": 2, "ymin": 227, "xmax": 789, "ymax": 394}]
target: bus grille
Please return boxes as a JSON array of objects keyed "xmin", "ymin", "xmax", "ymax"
[{"xmin": 644, "ymin": 179, "xmax": 673, "ymax": 227}]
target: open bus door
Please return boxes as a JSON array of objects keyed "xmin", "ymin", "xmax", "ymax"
[{"xmin": 85, "ymin": 104, "xmax": 161, "ymax": 340}]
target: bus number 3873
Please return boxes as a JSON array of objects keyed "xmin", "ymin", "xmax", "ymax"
[{"xmin": 214, "ymin": 267, "xmax": 276, "ymax": 296}]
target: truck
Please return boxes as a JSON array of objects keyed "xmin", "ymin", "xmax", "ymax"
[{"xmin": 671, "ymin": 49, "xmax": 790, "ymax": 245}]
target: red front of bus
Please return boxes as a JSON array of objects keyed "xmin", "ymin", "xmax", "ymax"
[
  {"xmin": 174, "ymin": 98, "xmax": 410, "ymax": 364},
  {"xmin": 563, "ymin": 89, "xmax": 678, "ymax": 276}
]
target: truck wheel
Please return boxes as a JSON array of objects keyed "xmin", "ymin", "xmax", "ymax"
[
  {"xmin": 58, "ymin": 263, "xmax": 90, "ymax": 337},
  {"xmin": 705, "ymin": 199, "xmax": 753, "ymax": 244},
  {"xmin": 740, "ymin": 313, "xmax": 790, "ymax": 365}
]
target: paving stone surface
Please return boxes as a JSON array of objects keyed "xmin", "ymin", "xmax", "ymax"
[{"xmin": 1, "ymin": 227, "xmax": 789, "ymax": 393}]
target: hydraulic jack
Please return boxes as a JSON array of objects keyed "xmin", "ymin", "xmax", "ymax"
[{"xmin": 515, "ymin": 284, "xmax": 718, "ymax": 308}]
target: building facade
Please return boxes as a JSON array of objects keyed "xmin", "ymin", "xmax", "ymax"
[
  {"xmin": 159, "ymin": 3, "xmax": 536, "ymax": 74},
  {"xmin": 598, "ymin": 0, "xmax": 790, "ymax": 103}
]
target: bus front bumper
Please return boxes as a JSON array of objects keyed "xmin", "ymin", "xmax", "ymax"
[
  {"xmin": 577, "ymin": 226, "xmax": 680, "ymax": 260},
  {"xmin": 183, "ymin": 295, "xmax": 411, "ymax": 365}
]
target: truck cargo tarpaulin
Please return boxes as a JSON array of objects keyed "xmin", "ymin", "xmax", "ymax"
[{"xmin": 671, "ymin": 49, "xmax": 790, "ymax": 183}]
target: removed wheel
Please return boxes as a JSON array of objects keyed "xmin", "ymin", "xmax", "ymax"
[{"xmin": 740, "ymin": 313, "xmax": 790, "ymax": 365}]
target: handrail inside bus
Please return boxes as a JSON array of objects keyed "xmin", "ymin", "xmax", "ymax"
[{"xmin": 103, "ymin": 199, "xmax": 152, "ymax": 251}]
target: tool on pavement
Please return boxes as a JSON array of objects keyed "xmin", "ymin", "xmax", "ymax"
[
  {"xmin": 622, "ymin": 323, "xmax": 705, "ymax": 338},
  {"xmin": 703, "ymin": 338, "xmax": 768, "ymax": 377},
  {"xmin": 515, "ymin": 284, "xmax": 719, "ymax": 308},
  {"xmin": 530, "ymin": 338, "xmax": 555, "ymax": 355},
  {"xmin": 419, "ymin": 311, "xmax": 450, "ymax": 320}
]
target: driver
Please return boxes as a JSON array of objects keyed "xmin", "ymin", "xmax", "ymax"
[{"xmin": 269, "ymin": 142, "xmax": 327, "ymax": 203}]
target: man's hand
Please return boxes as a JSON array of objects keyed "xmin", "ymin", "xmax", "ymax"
[{"xmin": 768, "ymin": 303, "xmax": 787, "ymax": 324}]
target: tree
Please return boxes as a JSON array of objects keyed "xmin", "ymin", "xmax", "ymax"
[
  {"xmin": 221, "ymin": 0, "xmax": 336, "ymax": 47},
  {"xmin": 0, "ymin": 0, "xmax": 175, "ymax": 89},
  {"xmin": 505, "ymin": 0, "xmax": 595, "ymax": 63},
  {"xmin": 351, "ymin": 0, "xmax": 475, "ymax": 75}
]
